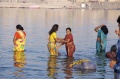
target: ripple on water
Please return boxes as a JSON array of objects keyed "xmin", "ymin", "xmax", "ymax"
[{"xmin": 0, "ymin": 8, "xmax": 119, "ymax": 79}]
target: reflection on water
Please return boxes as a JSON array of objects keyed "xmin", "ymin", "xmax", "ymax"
[
  {"xmin": 96, "ymin": 51, "xmax": 106, "ymax": 79},
  {"xmin": 13, "ymin": 51, "xmax": 26, "ymax": 78},
  {"xmin": 64, "ymin": 57, "xmax": 74, "ymax": 79},
  {"xmin": 47, "ymin": 56, "xmax": 74, "ymax": 79},
  {"xmin": 96, "ymin": 51, "xmax": 106, "ymax": 56},
  {"xmin": 47, "ymin": 56, "xmax": 57, "ymax": 78},
  {"xmin": 0, "ymin": 8, "xmax": 120, "ymax": 79}
]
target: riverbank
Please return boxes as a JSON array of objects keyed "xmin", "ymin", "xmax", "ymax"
[{"xmin": 0, "ymin": 2, "xmax": 119, "ymax": 9}]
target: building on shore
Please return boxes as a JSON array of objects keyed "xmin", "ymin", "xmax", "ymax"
[
  {"xmin": 0, "ymin": 0, "xmax": 119, "ymax": 3},
  {"xmin": 0, "ymin": 0, "xmax": 119, "ymax": 9},
  {"xmin": 75, "ymin": 0, "xmax": 120, "ymax": 2}
]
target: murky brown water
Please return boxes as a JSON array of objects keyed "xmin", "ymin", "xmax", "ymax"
[{"xmin": 0, "ymin": 8, "xmax": 120, "ymax": 79}]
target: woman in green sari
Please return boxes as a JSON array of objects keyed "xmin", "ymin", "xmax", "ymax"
[{"xmin": 94, "ymin": 25, "xmax": 109, "ymax": 52}]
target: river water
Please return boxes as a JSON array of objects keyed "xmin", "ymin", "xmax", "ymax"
[{"xmin": 0, "ymin": 8, "xmax": 120, "ymax": 79}]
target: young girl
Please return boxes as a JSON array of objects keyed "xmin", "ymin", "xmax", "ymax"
[
  {"xmin": 106, "ymin": 45, "xmax": 117, "ymax": 59},
  {"xmin": 94, "ymin": 25, "xmax": 109, "ymax": 52},
  {"xmin": 105, "ymin": 45, "xmax": 117, "ymax": 69},
  {"xmin": 47, "ymin": 24, "xmax": 62, "ymax": 56}
]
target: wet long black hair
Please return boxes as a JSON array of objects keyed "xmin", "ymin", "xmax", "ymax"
[
  {"xmin": 101, "ymin": 25, "xmax": 108, "ymax": 35},
  {"xmin": 117, "ymin": 15, "xmax": 120, "ymax": 24},
  {"xmin": 49, "ymin": 24, "xmax": 59, "ymax": 35},
  {"xmin": 16, "ymin": 24, "xmax": 24, "ymax": 31},
  {"xmin": 110, "ymin": 45, "xmax": 117, "ymax": 53},
  {"xmin": 16, "ymin": 24, "xmax": 22, "ymax": 30},
  {"xmin": 20, "ymin": 26, "xmax": 24, "ymax": 31}
]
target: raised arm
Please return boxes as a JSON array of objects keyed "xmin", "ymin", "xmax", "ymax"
[{"xmin": 94, "ymin": 24, "xmax": 105, "ymax": 32}]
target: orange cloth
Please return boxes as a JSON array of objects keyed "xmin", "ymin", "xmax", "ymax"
[
  {"xmin": 13, "ymin": 31, "xmax": 26, "ymax": 51},
  {"xmin": 109, "ymin": 60, "xmax": 116, "ymax": 69},
  {"xmin": 14, "ymin": 31, "xmax": 26, "ymax": 39}
]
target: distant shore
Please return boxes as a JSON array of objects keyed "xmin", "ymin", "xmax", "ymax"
[{"xmin": 0, "ymin": 2, "xmax": 120, "ymax": 10}]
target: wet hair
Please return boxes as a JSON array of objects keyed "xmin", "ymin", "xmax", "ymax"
[
  {"xmin": 16, "ymin": 24, "xmax": 24, "ymax": 31},
  {"xmin": 117, "ymin": 15, "xmax": 120, "ymax": 24},
  {"xmin": 110, "ymin": 45, "xmax": 117, "ymax": 53},
  {"xmin": 16, "ymin": 24, "xmax": 22, "ymax": 30},
  {"xmin": 20, "ymin": 26, "xmax": 24, "ymax": 31},
  {"xmin": 66, "ymin": 27, "xmax": 71, "ymax": 32},
  {"xmin": 106, "ymin": 45, "xmax": 117, "ymax": 59},
  {"xmin": 49, "ymin": 24, "xmax": 59, "ymax": 35},
  {"xmin": 101, "ymin": 25, "xmax": 108, "ymax": 35}
]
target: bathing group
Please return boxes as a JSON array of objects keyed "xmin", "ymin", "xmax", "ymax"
[{"xmin": 13, "ymin": 15, "xmax": 120, "ymax": 70}]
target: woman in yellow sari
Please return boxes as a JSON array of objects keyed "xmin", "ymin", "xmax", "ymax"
[
  {"xmin": 13, "ymin": 25, "xmax": 26, "ymax": 52},
  {"xmin": 47, "ymin": 24, "xmax": 62, "ymax": 56}
]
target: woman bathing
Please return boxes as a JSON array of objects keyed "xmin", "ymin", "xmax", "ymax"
[
  {"xmin": 47, "ymin": 24, "xmax": 62, "ymax": 56},
  {"xmin": 13, "ymin": 24, "xmax": 26, "ymax": 52},
  {"xmin": 94, "ymin": 25, "xmax": 109, "ymax": 52},
  {"xmin": 60, "ymin": 27, "xmax": 75, "ymax": 57}
]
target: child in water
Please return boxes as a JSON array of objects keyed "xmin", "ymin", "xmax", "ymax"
[
  {"xmin": 94, "ymin": 24, "xmax": 109, "ymax": 52},
  {"xmin": 106, "ymin": 45, "xmax": 117, "ymax": 69},
  {"xmin": 106, "ymin": 45, "xmax": 117, "ymax": 59}
]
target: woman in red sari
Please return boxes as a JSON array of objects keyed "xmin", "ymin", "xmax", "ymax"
[{"xmin": 61, "ymin": 28, "xmax": 75, "ymax": 57}]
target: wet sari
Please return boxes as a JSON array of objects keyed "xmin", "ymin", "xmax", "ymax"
[
  {"xmin": 13, "ymin": 31, "xmax": 26, "ymax": 52},
  {"xmin": 64, "ymin": 33, "xmax": 75, "ymax": 57},
  {"xmin": 96, "ymin": 30, "xmax": 107, "ymax": 52},
  {"xmin": 47, "ymin": 42, "xmax": 58, "ymax": 55},
  {"xmin": 47, "ymin": 32, "xmax": 58, "ymax": 55}
]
